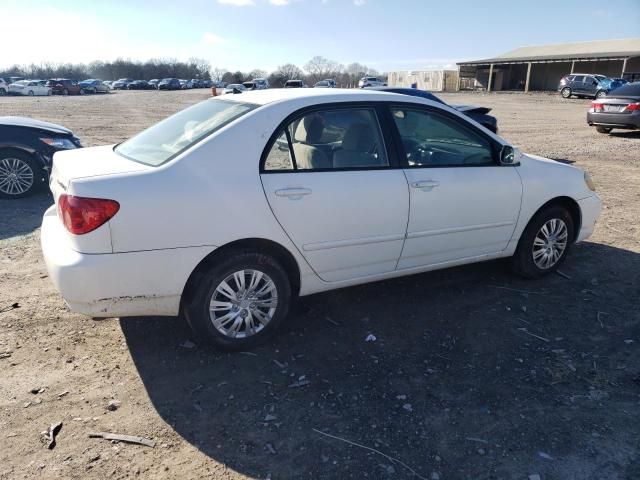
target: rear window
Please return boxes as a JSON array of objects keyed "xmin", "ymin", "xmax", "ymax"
[
  {"xmin": 115, "ymin": 99, "xmax": 257, "ymax": 166},
  {"xmin": 608, "ymin": 82, "xmax": 640, "ymax": 96}
]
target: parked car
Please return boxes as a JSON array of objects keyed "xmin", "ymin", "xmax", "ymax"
[
  {"xmin": 358, "ymin": 76, "xmax": 387, "ymax": 88},
  {"xmin": 148, "ymin": 79, "xmax": 159, "ymax": 89},
  {"xmin": 41, "ymin": 89, "xmax": 601, "ymax": 350},
  {"xmin": 190, "ymin": 79, "xmax": 202, "ymax": 88},
  {"xmin": 8, "ymin": 80, "xmax": 51, "ymax": 96},
  {"xmin": 128, "ymin": 80, "xmax": 152, "ymax": 90},
  {"xmin": 202, "ymin": 80, "xmax": 213, "ymax": 89},
  {"xmin": 9, "ymin": 77, "xmax": 25, "ymax": 84},
  {"xmin": 78, "ymin": 79, "xmax": 110, "ymax": 94},
  {"xmin": 242, "ymin": 81, "xmax": 257, "ymax": 91},
  {"xmin": 0, "ymin": 116, "xmax": 81, "ymax": 198},
  {"xmin": 223, "ymin": 83, "xmax": 246, "ymax": 94},
  {"xmin": 252, "ymin": 78, "xmax": 269, "ymax": 90},
  {"xmin": 46, "ymin": 79, "xmax": 81, "ymax": 95},
  {"xmin": 0, "ymin": 78, "xmax": 7, "ymax": 95},
  {"xmin": 314, "ymin": 80, "xmax": 332, "ymax": 88},
  {"xmin": 558, "ymin": 74, "xmax": 612, "ymax": 99},
  {"xmin": 284, "ymin": 79, "xmax": 306, "ymax": 88},
  {"xmin": 366, "ymin": 86, "xmax": 498, "ymax": 133},
  {"xmin": 158, "ymin": 78, "xmax": 181, "ymax": 90},
  {"xmin": 587, "ymin": 81, "xmax": 640, "ymax": 134},
  {"xmin": 111, "ymin": 78, "xmax": 133, "ymax": 90}
]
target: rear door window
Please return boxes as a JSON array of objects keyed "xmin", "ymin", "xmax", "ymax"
[{"xmin": 573, "ymin": 75, "xmax": 585, "ymax": 83}]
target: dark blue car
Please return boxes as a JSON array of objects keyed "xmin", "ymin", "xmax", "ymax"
[{"xmin": 364, "ymin": 87, "xmax": 498, "ymax": 133}]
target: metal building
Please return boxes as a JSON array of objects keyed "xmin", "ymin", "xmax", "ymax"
[
  {"xmin": 387, "ymin": 70, "xmax": 458, "ymax": 91},
  {"xmin": 457, "ymin": 38, "xmax": 640, "ymax": 92}
]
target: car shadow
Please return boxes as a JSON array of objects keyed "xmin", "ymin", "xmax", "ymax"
[
  {"xmin": 609, "ymin": 131, "xmax": 640, "ymax": 139},
  {"xmin": 0, "ymin": 190, "xmax": 52, "ymax": 241},
  {"xmin": 121, "ymin": 241, "xmax": 640, "ymax": 479}
]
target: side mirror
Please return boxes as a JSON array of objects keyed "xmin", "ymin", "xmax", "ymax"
[{"xmin": 500, "ymin": 145, "xmax": 518, "ymax": 166}]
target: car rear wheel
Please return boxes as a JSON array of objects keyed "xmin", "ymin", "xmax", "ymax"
[
  {"xmin": 28, "ymin": 90, "xmax": 34, "ymax": 96},
  {"xmin": 510, "ymin": 205, "xmax": 574, "ymax": 278},
  {"xmin": 595, "ymin": 90, "xmax": 607, "ymax": 99},
  {"xmin": 0, "ymin": 88, "xmax": 6, "ymax": 96},
  {"xmin": 0, "ymin": 151, "xmax": 38, "ymax": 198},
  {"xmin": 184, "ymin": 251, "xmax": 292, "ymax": 350},
  {"xmin": 596, "ymin": 126, "xmax": 612, "ymax": 134},
  {"xmin": 560, "ymin": 87, "xmax": 572, "ymax": 98}
]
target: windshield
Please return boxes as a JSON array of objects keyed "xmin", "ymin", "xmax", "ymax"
[{"xmin": 115, "ymin": 99, "xmax": 257, "ymax": 166}]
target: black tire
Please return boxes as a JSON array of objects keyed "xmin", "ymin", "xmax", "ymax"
[
  {"xmin": 183, "ymin": 251, "xmax": 292, "ymax": 350},
  {"xmin": 510, "ymin": 205, "xmax": 574, "ymax": 278},
  {"xmin": 596, "ymin": 126, "xmax": 612, "ymax": 134},
  {"xmin": 0, "ymin": 88, "xmax": 6, "ymax": 96},
  {"xmin": 595, "ymin": 90, "xmax": 607, "ymax": 99},
  {"xmin": 28, "ymin": 90, "xmax": 34, "ymax": 96},
  {"xmin": 0, "ymin": 150, "xmax": 40, "ymax": 199},
  {"xmin": 63, "ymin": 89, "xmax": 68, "ymax": 96},
  {"xmin": 560, "ymin": 87, "xmax": 572, "ymax": 99}
]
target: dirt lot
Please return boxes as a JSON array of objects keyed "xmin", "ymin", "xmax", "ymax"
[{"xmin": 0, "ymin": 90, "xmax": 639, "ymax": 480}]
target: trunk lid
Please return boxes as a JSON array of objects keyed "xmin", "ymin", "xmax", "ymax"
[{"xmin": 50, "ymin": 145, "xmax": 151, "ymax": 201}]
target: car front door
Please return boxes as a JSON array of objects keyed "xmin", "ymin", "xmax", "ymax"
[
  {"xmin": 260, "ymin": 105, "xmax": 409, "ymax": 282},
  {"xmin": 389, "ymin": 106, "xmax": 522, "ymax": 269},
  {"xmin": 584, "ymin": 76, "xmax": 597, "ymax": 96}
]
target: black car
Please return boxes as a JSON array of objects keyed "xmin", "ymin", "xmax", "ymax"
[
  {"xmin": 128, "ymin": 80, "xmax": 152, "ymax": 90},
  {"xmin": 587, "ymin": 82, "xmax": 640, "ymax": 134},
  {"xmin": 158, "ymin": 78, "xmax": 181, "ymax": 90},
  {"xmin": 366, "ymin": 87, "xmax": 498, "ymax": 133},
  {"xmin": 0, "ymin": 117, "xmax": 82, "ymax": 198}
]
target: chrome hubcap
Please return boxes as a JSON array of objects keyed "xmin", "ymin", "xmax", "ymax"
[
  {"xmin": 0, "ymin": 158, "xmax": 34, "ymax": 195},
  {"xmin": 532, "ymin": 218, "xmax": 568, "ymax": 269},
  {"xmin": 209, "ymin": 269, "xmax": 277, "ymax": 339}
]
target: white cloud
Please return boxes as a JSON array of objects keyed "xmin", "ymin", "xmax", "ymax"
[
  {"xmin": 202, "ymin": 32, "xmax": 227, "ymax": 45},
  {"xmin": 269, "ymin": 0, "xmax": 292, "ymax": 4},
  {"xmin": 217, "ymin": 0, "xmax": 255, "ymax": 5},
  {"xmin": 354, "ymin": 0, "xmax": 366, "ymax": 5}
]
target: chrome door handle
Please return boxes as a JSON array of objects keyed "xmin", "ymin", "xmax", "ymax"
[
  {"xmin": 275, "ymin": 188, "xmax": 312, "ymax": 200},
  {"xmin": 411, "ymin": 180, "xmax": 440, "ymax": 191}
]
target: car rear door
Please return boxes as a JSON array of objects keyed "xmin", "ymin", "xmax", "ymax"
[
  {"xmin": 388, "ymin": 105, "xmax": 522, "ymax": 269},
  {"xmin": 260, "ymin": 104, "xmax": 409, "ymax": 282}
]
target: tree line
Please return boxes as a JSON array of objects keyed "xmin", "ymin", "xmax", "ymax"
[{"xmin": 0, "ymin": 55, "xmax": 385, "ymax": 87}]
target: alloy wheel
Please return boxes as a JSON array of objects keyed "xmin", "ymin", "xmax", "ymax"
[
  {"xmin": 0, "ymin": 157, "xmax": 34, "ymax": 195},
  {"xmin": 209, "ymin": 269, "xmax": 278, "ymax": 339},
  {"xmin": 532, "ymin": 218, "xmax": 568, "ymax": 269}
]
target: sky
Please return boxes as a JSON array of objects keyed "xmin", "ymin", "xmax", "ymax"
[{"xmin": 2, "ymin": 0, "xmax": 640, "ymax": 73}]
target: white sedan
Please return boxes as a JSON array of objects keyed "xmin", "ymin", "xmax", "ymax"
[
  {"xmin": 41, "ymin": 89, "xmax": 601, "ymax": 349},
  {"xmin": 8, "ymin": 80, "xmax": 51, "ymax": 96}
]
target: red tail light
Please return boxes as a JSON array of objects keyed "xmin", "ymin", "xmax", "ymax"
[
  {"xmin": 625, "ymin": 102, "xmax": 640, "ymax": 111},
  {"xmin": 591, "ymin": 101, "xmax": 604, "ymax": 112},
  {"xmin": 58, "ymin": 194, "xmax": 120, "ymax": 235}
]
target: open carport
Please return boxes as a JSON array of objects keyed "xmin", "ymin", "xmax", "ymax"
[{"xmin": 457, "ymin": 38, "xmax": 640, "ymax": 92}]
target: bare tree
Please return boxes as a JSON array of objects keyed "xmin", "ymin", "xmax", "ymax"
[
  {"xmin": 304, "ymin": 56, "xmax": 342, "ymax": 83},
  {"xmin": 249, "ymin": 69, "xmax": 267, "ymax": 80},
  {"xmin": 211, "ymin": 67, "xmax": 228, "ymax": 82}
]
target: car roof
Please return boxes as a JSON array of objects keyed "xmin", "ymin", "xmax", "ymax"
[{"xmin": 220, "ymin": 88, "xmax": 439, "ymax": 107}]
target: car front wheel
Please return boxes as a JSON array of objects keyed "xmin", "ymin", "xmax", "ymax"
[
  {"xmin": 596, "ymin": 126, "xmax": 612, "ymax": 134},
  {"xmin": 0, "ymin": 151, "xmax": 38, "ymax": 198},
  {"xmin": 511, "ymin": 206, "xmax": 574, "ymax": 278},
  {"xmin": 595, "ymin": 90, "xmax": 607, "ymax": 99},
  {"xmin": 184, "ymin": 251, "xmax": 292, "ymax": 350},
  {"xmin": 560, "ymin": 87, "xmax": 572, "ymax": 98}
]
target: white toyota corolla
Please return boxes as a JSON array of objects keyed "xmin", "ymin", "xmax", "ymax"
[{"xmin": 41, "ymin": 89, "xmax": 601, "ymax": 349}]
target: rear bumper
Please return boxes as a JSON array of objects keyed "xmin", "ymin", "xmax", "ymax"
[
  {"xmin": 41, "ymin": 205, "xmax": 216, "ymax": 317},
  {"xmin": 576, "ymin": 194, "xmax": 602, "ymax": 243},
  {"xmin": 587, "ymin": 111, "xmax": 640, "ymax": 129}
]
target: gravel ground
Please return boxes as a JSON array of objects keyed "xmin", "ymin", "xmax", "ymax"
[{"xmin": 0, "ymin": 90, "xmax": 639, "ymax": 480}]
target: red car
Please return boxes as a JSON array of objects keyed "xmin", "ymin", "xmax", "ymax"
[{"xmin": 46, "ymin": 79, "xmax": 82, "ymax": 95}]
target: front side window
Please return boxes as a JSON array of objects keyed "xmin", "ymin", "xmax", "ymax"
[
  {"xmin": 116, "ymin": 99, "xmax": 257, "ymax": 166},
  {"xmin": 391, "ymin": 108, "xmax": 495, "ymax": 167},
  {"xmin": 263, "ymin": 108, "xmax": 388, "ymax": 171}
]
